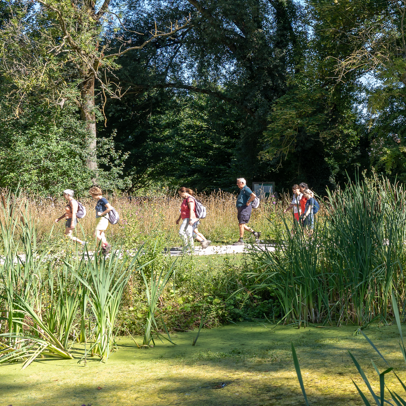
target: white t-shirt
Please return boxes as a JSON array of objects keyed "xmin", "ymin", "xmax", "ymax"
[{"xmin": 291, "ymin": 193, "xmax": 303, "ymax": 214}]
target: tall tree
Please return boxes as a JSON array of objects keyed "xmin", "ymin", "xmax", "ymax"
[
  {"xmin": 108, "ymin": 0, "xmax": 305, "ymax": 186},
  {"xmin": 0, "ymin": 0, "xmax": 188, "ymax": 174}
]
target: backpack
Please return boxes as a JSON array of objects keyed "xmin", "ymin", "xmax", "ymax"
[
  {"xmin": 192, "ymin": 197, "xmax": 207, "ymax": 219},
  {"xmin": 313, "ymin": 200, "xmax": 320, "ymax": 214},
  {"xmin": 75, "ymin": 200, "xmax": 86, "ymax": 219},
  {"xmin": 108, "ymin": 207, "xmax": 120, "ymax": 224},
  {"xmin": 252, "ymin": 196, "xmax": 260, "ymax": 209}
]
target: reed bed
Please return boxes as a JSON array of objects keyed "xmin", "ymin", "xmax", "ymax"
[
  {"xmin": 248, "ymin": 174, "xmax": 406, "ymax": 326},
  {"xmin": 0, "ymin": 193, "xmax": 178, "ymax": 367},
  {"xmin": 0, "ymin": 190, "xmax": 262, "ymax": 368},
  {"xmin": 4, "ymin": 175, "xmax": 406, "ymax": 370}
]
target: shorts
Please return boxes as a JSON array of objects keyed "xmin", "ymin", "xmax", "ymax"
[
  {"xmin": 65, "ymin": 218, "xmax": 78, "ymax": 228},
  {"xmin": 294, "ymin": 213, "xmax": 300, "ymax": 221},
  {"xmin": 237, "ymin": 204, "xmax": 252, "ymax": 224},
  {"xmin": 96, "ymin": 216, "xmax": 109, "ymax": 231}
]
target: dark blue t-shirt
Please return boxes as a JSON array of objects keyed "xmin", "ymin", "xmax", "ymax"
[
  {"xmin": 95, "ymin": 197, "xmax": 109, "ymax": 218},
  {"xmin": 305, "ymin": 197, "xmax": 317, "ymax": 215},
  {"xmin": 236, "ymin": 186, "xmax": 253, "ymax": 208}
]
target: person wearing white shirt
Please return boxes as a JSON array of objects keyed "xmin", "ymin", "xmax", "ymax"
[{"xmin": 284, "ymin": 184, "xmax": 302, "ymax": 222}]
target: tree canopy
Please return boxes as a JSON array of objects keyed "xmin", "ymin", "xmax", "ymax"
[{"xmin": 0, "ymin": 0, "xmax": 405, "ymax": 195}]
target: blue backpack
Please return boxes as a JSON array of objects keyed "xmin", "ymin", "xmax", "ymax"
[{"xmin": 313, "ymin": 200, "xmax": 320, "ymax": 214}]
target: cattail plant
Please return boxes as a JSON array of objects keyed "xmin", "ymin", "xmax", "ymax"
[
  {"xmin": 139, "ymin": 242, "xmax": 177, "ymax": 346},
  {"xmin": 0, "ymin": 192, "xmax": 75, "ymax": 367},
  {"xmin": 248, "ymin": 173, "xmax": 406, "ymax": 326},
  {"xmin": 72, "ymin": 247, "xmax": 142, "ymax": 361}
]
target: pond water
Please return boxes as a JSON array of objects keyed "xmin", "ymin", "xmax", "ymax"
[{"xmin": 1, "ymin": 322, "xmax": 405, "ymax": 405}]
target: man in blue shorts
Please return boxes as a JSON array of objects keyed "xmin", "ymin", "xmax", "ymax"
[{"xmin": 233, "ymin": 178, "xmax": 261, "ymax": 245}]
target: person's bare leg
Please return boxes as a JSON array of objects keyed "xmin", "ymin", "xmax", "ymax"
[
  {"xmin": 194, "ymin": 233, "xmax": 204, "ymax": 242},
  {"xmin": 194, "ymin": 228, "xmax": 205, "ymax": 242},
  {"xmin": 194, "ymin": 227, "xmax": 211, "ymax": 249},
  {"xmin": 95, "ymin": 230, "xmax": 107, "ymax": 245},
  {"xmin": 239, "ymin": 223, "xmax": 245, "ymax": 238},
  {"xmin": 65, "ymin": 228, "xmax": 84, "ymax": 244},
  {"xmin": 239, "ymin": 224, "xmax": 254, "ymax": 237}
]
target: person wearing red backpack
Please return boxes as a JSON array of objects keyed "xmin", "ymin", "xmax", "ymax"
[{"xmin": 55, "ymin": 189, "xmax": 86, "ymax": 246}]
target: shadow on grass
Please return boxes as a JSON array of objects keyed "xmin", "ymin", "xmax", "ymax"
[{"xmin": 0, "ymin": 375, "xmax": 365, "ymax": 406}]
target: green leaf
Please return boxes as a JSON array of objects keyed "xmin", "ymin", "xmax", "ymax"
[{"xmin": 291, "ymin": 343, "xmax": 310, "ymax": 406}]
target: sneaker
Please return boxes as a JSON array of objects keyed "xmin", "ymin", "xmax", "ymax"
[
  {"xmin": 233, "ymin": 239, "xmax": 244, "ymax": 246},
  {"xmin": 252, "ymin": 231, "xmax": 261, "ymax": 239},
  {"xmin": 102, "ymin": 244, "xmax": 111, "ymax": 255},
  {"xmin": 200, "ymin": 240, "xmax": 211, "ymax": 249}
]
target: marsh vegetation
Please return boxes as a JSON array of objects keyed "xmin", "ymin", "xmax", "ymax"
[{"xmin": 2, "ymin": 175, "xmax": 406, "ymax": 404}]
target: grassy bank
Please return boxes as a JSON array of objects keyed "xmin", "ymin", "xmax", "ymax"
[{"xmin": 1, "ymin": 323, "xmax": 406, "ymax": 405}]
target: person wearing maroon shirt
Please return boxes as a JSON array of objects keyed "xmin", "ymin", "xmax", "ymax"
[{"xmin": 176, "ymin": 187, "xmax": 211, "ymax": 252}]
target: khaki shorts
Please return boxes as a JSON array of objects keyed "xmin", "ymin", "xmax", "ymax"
[{"xmin": 96, "ymin": 216, "xmax": 109, "ymax": 231}]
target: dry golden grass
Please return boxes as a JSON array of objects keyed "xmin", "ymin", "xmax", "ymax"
[{"xmin": 0, "ymin": 191, "xmax": 296, "ymax": 248}]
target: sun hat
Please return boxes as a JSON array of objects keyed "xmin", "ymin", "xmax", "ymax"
[{"xmin": 63, "ymin": 189, "xmax": 74, "ymax": 197}]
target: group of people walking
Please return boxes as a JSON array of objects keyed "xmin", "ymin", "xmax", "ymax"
[
  {"xmin": 176, "ymin": 178, "xmax": 261, "ymax": 251},
  {"xmin": 56, "ymin": 179, "xmax": 318, "ymax": 254},
  {"xmin": 55, "ymin": 186, "xmax": 113, "ymax": 254},
  {"xmin": 284, "ymin": 182, "xmax": 319, "ymax": 235},
  {"xmin": 175, "ymin": 178, "xmax": 319, "ymax": 251}
]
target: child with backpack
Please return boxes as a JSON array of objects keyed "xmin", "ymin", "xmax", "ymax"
[
  {"xmin": 89, "ymin": 186, "xmax": 113, "ymax": 254},
  {"xmin": 284, "ymin": 184, "xmax": 302, "ymax": 222},
  {"xmin": 55, "ymin": 189, "xmax": 86, "ymax": 246},
  {"xmin": 302, "ymin": 189, "xmax": 320, "ymax": 236}
]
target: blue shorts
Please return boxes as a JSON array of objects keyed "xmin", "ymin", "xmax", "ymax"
[
  {"xmin": 65, "ymin": 218, "xmax": 78, "ymax": 228},
  {"xmin": 237, "ymin": 205, "xmax": 252, "ymax": 224}
]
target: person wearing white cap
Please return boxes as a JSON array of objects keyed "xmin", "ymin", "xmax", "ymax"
[{"xmin": 55, "ymin": 189, "xmax": 85, "ymax": 245}]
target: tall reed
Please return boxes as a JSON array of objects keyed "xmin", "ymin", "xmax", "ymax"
[
  {"xmin": 0, "ymin": 192, "xmax": 75, "ymax": 367},
  {"xmin": 72, "ymin": 248, "xmax": 142, "ymax": 361},
  {"xmin": 248, "ymin": 219, "xmax": 328, "ymax": 325},
  {"xmin": 249, "ymin": 174, "xmax": 406, "ymax": 325}
]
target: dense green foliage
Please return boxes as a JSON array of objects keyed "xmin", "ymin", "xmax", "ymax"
[{"xmin": 0, "ymin": 1, "xmax": 406, "ymax": 194}]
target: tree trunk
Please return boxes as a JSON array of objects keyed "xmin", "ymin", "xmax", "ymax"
[{"xmin": 80, "ymin": 72, "xmax": 97, "ymax": 175}]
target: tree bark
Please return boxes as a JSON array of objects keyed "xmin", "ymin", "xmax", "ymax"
[{"xmin": 80, "ymin": 72, "xmax": 97, "ymax": 174}]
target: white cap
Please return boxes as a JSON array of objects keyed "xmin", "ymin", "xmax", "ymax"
[{"xmin": 63, "ymin": 189, "xmax": 74, "ymax": 197}]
